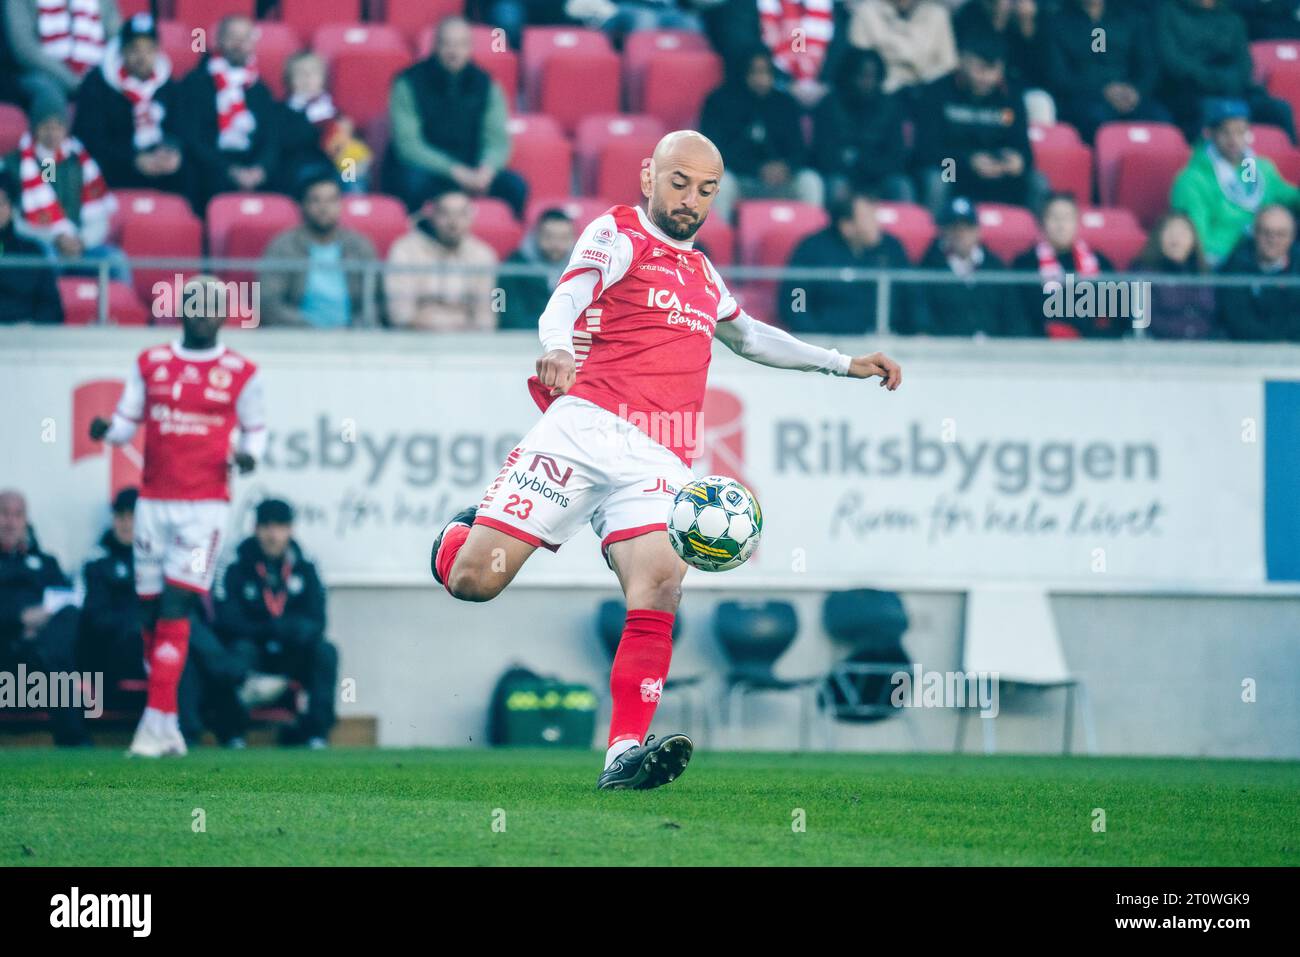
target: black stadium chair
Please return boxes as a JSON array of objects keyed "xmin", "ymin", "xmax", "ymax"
[
  {"xmin": 819, "ymin": 589, "xmax": 914, "ymax": 730},
  {"xmin": 713, "ymin": 600, "xmax": 821, "ymax": 749}
]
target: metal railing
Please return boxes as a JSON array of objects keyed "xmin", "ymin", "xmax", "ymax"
[{"xmin": 6, "ymin": 254, "xmax": 1300, "ymax": 335}]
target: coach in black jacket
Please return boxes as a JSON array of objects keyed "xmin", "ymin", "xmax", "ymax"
[
  {"xmin": 0, "ymin": 490, "xmax": 87, "ymax": 745},
  {"xmin": 215, "ymin": 500, "xmax": 337, "ymax": 746}
]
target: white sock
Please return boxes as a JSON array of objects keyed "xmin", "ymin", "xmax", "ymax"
[{"xmin": 604, "ymin": 739, "xmax": 639, "ymax": 769}]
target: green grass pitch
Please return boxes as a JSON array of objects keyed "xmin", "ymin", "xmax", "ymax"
[{"xmin": 2, "ymin": 749, "xmax": 1296, "ymax": 866}]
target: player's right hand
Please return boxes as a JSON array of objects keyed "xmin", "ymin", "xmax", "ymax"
[
  {"xmin": 536, "ymin": 349, "xmax": 576, "ymax": 397},
  {"xmin": 88, "ymin": 416, "xmax": 110, "ymax": 441}
]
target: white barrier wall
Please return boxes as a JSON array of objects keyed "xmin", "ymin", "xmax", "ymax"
[
  {"xmin": 3, "ymin": 329, "xmax": 1299, "ymax": 756},
  {"xmin": 5, "ymin": 328, "xmax": 1300, "ymax": 591}
]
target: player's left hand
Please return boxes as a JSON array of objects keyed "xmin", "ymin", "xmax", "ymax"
[
  {"xmin": 848, "ymin": 352, "xmax": 902, "ymax": 391},
  {"xmin": 232, "ymin": 452, "xmax": 256, "ymax": 474}
]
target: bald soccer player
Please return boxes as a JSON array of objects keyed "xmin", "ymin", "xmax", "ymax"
[{"xmin": 430, "ymin": 131, "xmax": 902, "ymax": 790}]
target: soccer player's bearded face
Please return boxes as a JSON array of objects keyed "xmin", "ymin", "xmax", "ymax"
[{"xmin": 648, "ymin": 163, "xmax": 721, "ymax": 242}]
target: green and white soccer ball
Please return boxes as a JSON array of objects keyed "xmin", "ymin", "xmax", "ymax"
[{"xmin": 667, "ymin": 475, "xmax": 763, "ymax": 572}]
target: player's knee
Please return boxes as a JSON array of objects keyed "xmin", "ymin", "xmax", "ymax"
[
  {"xmin": 631, "ymin": 574, "xmax": 682, "ymax": 614},
  {"xmin": 446, "ymin": 563, "xmax": 505, "ymax": 603}
]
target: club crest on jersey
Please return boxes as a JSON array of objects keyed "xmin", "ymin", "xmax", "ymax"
[
  {"xmin": 180, "ymin": 365, "xmax": 201, "ymax": 384},
  {"xmin": 208, "ymin": 367, "xmax": 232, "ymax": 389}
]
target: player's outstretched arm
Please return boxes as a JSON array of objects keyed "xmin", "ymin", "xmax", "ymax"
[{"xmin": 715, "ymin": 309, "xmax": 902, "ymax": 390}]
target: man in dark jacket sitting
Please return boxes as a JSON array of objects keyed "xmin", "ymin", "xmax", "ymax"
[
  {"xmin": 172, "ymin": 14, "xmax": 284, "ymax": 210},
  {"xmin": 1217, "ymin": 203, "xmax": 1300, "ymax": 341},
  {"xmin": 215, "ymin": 499, "xmax": 337, "ymax": 748},
  {"xmin": 0, "ymin": 190, "xmax": 61, "ymax": 324},
  {"xmin": 386, "ymin": 16, "xmax": 526, "ymax": 215},
  {"xmin": 779, "ymin": 192, "xmax": 911, "ymax": 334},
  {"xmin": 72, "ymin": 14, "xmax": 188, "ymax": 197},
  {"xmin": 0, "ymin": 490, "xmax": 86, "ymax": 746},
  {"xmin": 908, "ymin": 196, "xmax": 1029, "ymax": 336}
]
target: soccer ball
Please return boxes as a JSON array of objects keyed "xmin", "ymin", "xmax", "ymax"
[{"xmin": 667, "ymin": 476, "xmax": 763, "ymax": 572}]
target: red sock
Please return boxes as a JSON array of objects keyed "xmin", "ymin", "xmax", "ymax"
[
  {"xmin": 608, "ymin": 609, "xmax": 674, "ymax": 747},
  {"xmin": 147, "ymin": 616, "xmax": 190, "ymax": 714},
  {"xmin": 435, "ymin": 522, "xmax": 471, "ymax": 594}
]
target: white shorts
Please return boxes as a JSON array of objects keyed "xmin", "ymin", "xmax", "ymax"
[
  {"xmin": 476, "ymin": 396, "xmax": 694, "ymax": 559},
  {"xmin": 133, "ymin": 498, "xmax": 229, "ymax": 596}
]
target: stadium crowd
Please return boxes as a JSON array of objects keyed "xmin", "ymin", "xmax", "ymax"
[
  {"xmin": 2, "ymin": 0, "xmax": 1300, "ymax": 338},
  {"xmin": 0, "ymin": 488, "xmax": 338, "ymax": 747}
]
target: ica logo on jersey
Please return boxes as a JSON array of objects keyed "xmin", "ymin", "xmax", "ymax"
[{"xmin": 646, "ymin": 287, "xmax": 716, "ymax": 335}]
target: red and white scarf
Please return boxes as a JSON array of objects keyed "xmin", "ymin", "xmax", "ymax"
[
  {"xmin": 101, "ymin": 40, "xmax": 172, "ymax": 150},
  {"xmin": 208, "ymin": 55, "xmax": 259, "ymax": 152},
  {"xmin": 36, "ymin": 0, "xmax": 105, "ymax": 76},
  {"xmin": 288, "ymin": 91, "xmax": 337, "ymax": 127},
  {"xmin": 16, "ymin": 131, "xmax": 113, "ymax": 235},
  {"xmin": 1036, "ymin": 238, "xmax": 1104, "ymax": 337},
  {"xmin": 758, "ymin": 0, "xmax": 833, "ymax": 82},
  {"xmin": 1035, "ymin": 238, "xmax": 1100, "ymax": 283}
]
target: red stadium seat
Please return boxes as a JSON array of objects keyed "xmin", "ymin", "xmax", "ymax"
[
  {"xmin": 525, "ymin": 196, "xmax": 613, "ymax": 233},
  {"xmin": 119, "ymin": 0, "xmax": 151, "ymax": 16},
  {"xmin": 1267, "ymin": 68, "xmax": 1300, "ymax": 130},
  {"xmin": 623, "ymin": 30, "xmax": 711, "ymax": 108},
  {"xmin": 1030, "ymin": 123, "xmax": 1093, "ymax": 205},
  {"xmin": 874, "ymin": 202, "xmax": 936, "ymax": 263},
  {"xmin": 331, "ymin": 47, "xmax": 413, "ymax": 127},
  {"xmin": 174, "ymin": 0, "xmax": 252, "ymax": 27},
  {"xmin": 1078, "ymin": 207, "xmax": 1147, "ymax": 270},
  {"xmin": 576, "ymin": 114, "xmax": 666, "ymax": 195},
  {"xmin": 976, "ymin": 203, "xmax": 1038, "ymax": 262},
  {"xmin": 736, "ymin": 200, "xmax": 828, "ymax": 265},
  {"xmin": 637, "ymin": 51, "xmax": 723, "ymax": 130},
  {"xmin": 694, "ymin": 213, "xmax": 735, "ymax": 267},
  {"xmin": 507, "ymin": 115, "xmax": 574, "ymax": 202},
  {"xmin": 521, "ymin": 27, "xmax": 613, "ymax": 110},
  {"xmin": 470, "ymin": 197, "xmax": 523, "ymax": 260},
  {"xmin": 339, "ymin": 193, "xmax": 409, "ymax": 257},
  {"xmin": 113, "ymin": 190, "xmax": 204, "ymax": 302},
  {"xmin": 390, "ymin": 0, "xmax": 466, "ymax": 42},
  {"xmin": 0, "ymin": 103, "xmax": 27, "ymax": 154},
  {"xmin": 248, "ymin": 22, "xmax": 303, "ymax": 99},
  {"xmin": 1115, "ymin": 145, "xmax": 1191, "ymax": 229},
  {"xmin": 206, "ymin": 192, "xmax": 301, "ymax": 281},
  {"xmin": 1095, "ymin": 121, "xmax": 1187, "ymax": 208},
  {"xmin": 58, "ymin": 279, "xmax": 151, "ymax": 325},
  {"xmin": 1251, "ymin": 40, "xmax": 1300, "ymax": 85},
  {"xmin": 538, "ymin": 52, "xmax": 621, "ymax": 135},
  {"xmin": 312, "ymin": 23, "xmax": 408, "ymax": 61},
  {"xmin": 278, "ymin": 0, "xmax": 362, "ymax": 42},
  {"xmin": 159, "ymin": 20, "xmax": 201, "ymax": 77}
]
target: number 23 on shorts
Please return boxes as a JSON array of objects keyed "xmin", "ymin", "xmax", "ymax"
[{"xmin": 503, "ymin": 495, "xmax": 533, "ymax": 519}]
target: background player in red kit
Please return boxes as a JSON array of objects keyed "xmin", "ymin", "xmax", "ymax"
[
  {"xmin": 431, "ymin": 131, "xmax": 901, "ymax": 790},
  {"xmin": 89, "ymin": 276, "xmax": 266, "ymax": 757}
]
